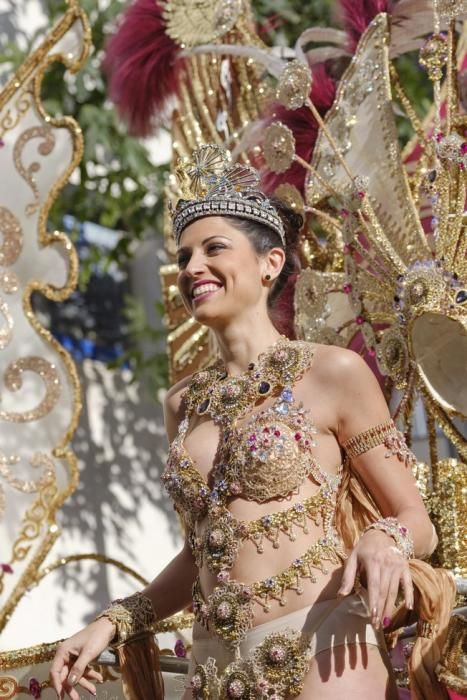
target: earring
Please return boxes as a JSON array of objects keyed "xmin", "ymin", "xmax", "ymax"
[{"xmin": 265, "ymin": 274, "xmax": 271, "ymax": 281}]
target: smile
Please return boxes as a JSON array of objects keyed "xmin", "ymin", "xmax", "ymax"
[{"xmin": 191, "ymin": 283, "xmax": 223, "ymax": 303}]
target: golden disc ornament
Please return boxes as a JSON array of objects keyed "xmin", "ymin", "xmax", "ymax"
[{"xmin": 163, "ymin": 0, "xmax": 243, "ymax": 47}]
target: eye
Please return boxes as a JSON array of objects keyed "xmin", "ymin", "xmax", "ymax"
[
  {"xmin": 207, "ymin": 243, "xmax": 225, "ymax": 253},
  {"xmin": 177, "ymin": 252, "xmax": 190, "ymax": 269}
]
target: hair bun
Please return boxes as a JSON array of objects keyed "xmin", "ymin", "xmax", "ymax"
[{"xmin": 271, "ymin": 197, "xmax": 303, "ymax": 249}]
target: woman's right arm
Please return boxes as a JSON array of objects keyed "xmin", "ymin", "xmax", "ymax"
[{"xmin": 50, "ymin": 377, "xmax": 195, "ymax": 698}]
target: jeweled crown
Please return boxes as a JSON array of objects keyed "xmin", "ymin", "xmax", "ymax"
[{"xmin": 171, "ymin": 144, "xmax": 286, "ymax": 245}]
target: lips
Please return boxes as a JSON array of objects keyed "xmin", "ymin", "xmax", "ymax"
[{"xmin": 191, "ymin": 280, "xmax": 223, "ymax": 301}]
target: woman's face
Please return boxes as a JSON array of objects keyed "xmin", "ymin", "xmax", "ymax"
[{"xmin": 176, "ymin": 216, "xmax": 276, "ymax": 327}]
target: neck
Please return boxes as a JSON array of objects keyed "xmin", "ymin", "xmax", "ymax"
[{"xmin": 213, "ymin": 320, "xmax": 283, "ymax": 376}]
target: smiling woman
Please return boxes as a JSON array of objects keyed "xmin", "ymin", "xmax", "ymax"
[
  {"xmin": 50, "ymin": 145, "xmax": 453, "ymax": 700},
  {"xmin": 175, "ymin": 200, "xmax": 301, "ymax": 339}
]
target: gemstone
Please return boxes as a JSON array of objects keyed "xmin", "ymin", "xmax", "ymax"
[
  {"xmin": 294, "ymin": 432, "xmax": 302, "ymax": 441},
  {"xmin": 258, "ymin": 381, "xmax": 271, "ymax": 395},
  {"xmin": 274, "ymin": 429, "xmax": 281, "ymax": 437},
  {"xmin": 174, "ymin": 639, "xmax": 187, "ymax": 657},
  {"xmin": 197, "ymin": 398, "xmax": 210, "ymax": 414},
  {"xmin": 216, "ymin": 601, "xmax": 232, "ymax": 620},
  {"xmin": 208, "ymin": 529, "xmax": 225, "ymax": 547},
  {"xmin": 275, "ymin": 402, "xmax": 289, "ymax": 415},
  {"xmin": 461, "ymin": 142, "xmax": 467, "ymax": 155},
  {"xmin": 428, "ymin": 169, "xmax": 437, "ymax": 182},
  {"xmin": 268, "ymin": 644, "xmax": 287, "ymax": 664},
  {"xmin": 280, "ymin": 388, "xmax": 293, "ymax": 402},
  {"xmin": 191, "ymin": 673, "xmax": 203, "ymax": 690},
  {"xmin": 263, "ymin": 427, "xmax": 270, "ymax": 433},
  {"xmin": 29, "ymin": 679, "xmax": 41, "ymax": 699},
  {"xmin": 227, "ymin": 679, "xmax": 246, "ymax": 697},
  {"xmin": 455, "ymin": 289, "xmax": 467, "ymax": 304},
  {"xmin": 343, "ymin": 283, "xmax": 353, "ymax": 294}
]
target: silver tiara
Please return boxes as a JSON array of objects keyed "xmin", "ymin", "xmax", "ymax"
[{"xmin": 171, "ymin": 144, "xmax": 286, "ymax": 246}]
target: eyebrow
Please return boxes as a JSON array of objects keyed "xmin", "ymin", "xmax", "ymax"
[{"xmin": 177, "ymin": 235, "xmax": 231, "ymax": 254}]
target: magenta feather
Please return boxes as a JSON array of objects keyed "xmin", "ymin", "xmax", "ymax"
[
  {"xmin": 338, "ymin": 0, "xmax": 395, "ymax": 50},
  {"xmin": 103, "ymin": 0, "xmax": 183, "ymax": 136}
]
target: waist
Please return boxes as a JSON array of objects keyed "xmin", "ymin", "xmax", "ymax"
[{"xmin": 192, "ymin": 537, "xmax": 345, "ymax": 649}]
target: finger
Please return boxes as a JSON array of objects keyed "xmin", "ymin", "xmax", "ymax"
[
  {"xmin": 77, "ymin": 675, "xmax": 97, "ymax": 697},
  {"xmin": 50, "ymin": 646, "xmax": 71, "ymax": 696},
  {"xmin": 375, "ymin": 565, "xmax": 392, "ymax": 629},
  {"xmin": 337, "ymin": 554, "xmax": 358, "ymax": 596},
  {"xmin": 381, "ymin": 569, "xmax": 402, "ymax": 628},
  {"xmin": 84, "ymin": 667, "xmax": 104, "ymax": 683},
  {"xmin": 62, "ymin": 664, "xmax": 87, "ymax": 700},
  {"xmin": 366, "ymin": 562, "xmax": 380, "ymax": 627},
  {"xmin": 400, "ymin": 565, "xmax": 414, "ymax": 610},
  {"xmin": 65, "ymin": 651, "xmax": 94, "ymax": 690}
]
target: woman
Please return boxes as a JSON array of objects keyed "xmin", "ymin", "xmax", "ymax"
[{"xmin": 50, "ymin": 145, "xmax": 444, "ymax": 700}]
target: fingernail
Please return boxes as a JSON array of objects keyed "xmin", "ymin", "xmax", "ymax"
[
  {"xmin": 337, "ymin": 589, "xmax": 347, "ymax": 597},
  {"xmin": 383, "ymin": 616, "xmax": 391, "ymax": 628},
  {"xmin": 69, "ymin": 674, "xmax": 77, "ymax": 686}
]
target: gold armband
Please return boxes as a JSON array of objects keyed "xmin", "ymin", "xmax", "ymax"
[
  {"xmin": 342, "ymin": 420, "xmax": 416, "ymax": 468},
  {"xmin": 95, "ymin": 592, "xmax": 156, "ymax": 646}
]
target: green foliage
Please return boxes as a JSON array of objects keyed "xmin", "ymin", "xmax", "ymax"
[{"xmin": 1, "ymin": 0, "xmax": 170, "ymax": 394}]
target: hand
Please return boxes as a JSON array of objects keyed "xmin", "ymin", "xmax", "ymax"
[
  {"xmin": 337, "ymin": 529, "xmax": 414, "ymax": 629},
  {"xmin": 50, "ymin": 617, "xmax": 116, "ymax": 698}
]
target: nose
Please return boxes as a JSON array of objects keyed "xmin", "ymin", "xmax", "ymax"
[{"xmin": 183, "ymin": 248, "xmax": 207, "ymax": 278}]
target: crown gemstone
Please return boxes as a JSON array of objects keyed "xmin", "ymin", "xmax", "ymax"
[{"xmin": 455, "ymin": 289, "xmax": 467, "ymax": 304}]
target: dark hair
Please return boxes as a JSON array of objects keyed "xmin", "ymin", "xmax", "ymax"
[
  {"xmin": 225, "ymin": 198, "xmax": 303, "ymax": 335},
  {"xmin": 226, "ymin": 197, "xmax": 303, "ymax": 339}
]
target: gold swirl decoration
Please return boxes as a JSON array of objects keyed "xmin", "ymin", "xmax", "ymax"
[
  {"xmin": 0, "ymin": 554, "xmax": 193, "ymax": 698},
  {"xmin": 0, "ymin": 0, "xmax": 91, "ymax": 634}
]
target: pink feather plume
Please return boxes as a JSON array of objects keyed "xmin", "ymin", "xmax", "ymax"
[
  {"xmin": 103, "ymin": 0, "xmax": 184, "ymax": 136},
  {"xmin": 338, "ymin": 0, "xmax": 395, "ymax": 50}
]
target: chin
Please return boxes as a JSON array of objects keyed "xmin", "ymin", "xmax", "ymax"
[{"xmin": 190, "ymin": 300, "xmax": 232, "ymax": 328}]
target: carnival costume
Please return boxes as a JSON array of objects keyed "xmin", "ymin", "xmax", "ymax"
[
  {"xmin": 91, "ymin": 3, "xmax": 465, "ymax": 699},
  {"xmin": 96, "ymin": 149, "xmax": 456, "ymax": 699}
]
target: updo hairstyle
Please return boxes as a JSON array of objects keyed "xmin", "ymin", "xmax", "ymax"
[{"xmin": 225, "ymin": 197, "xmax": 303, "ymax": 309}]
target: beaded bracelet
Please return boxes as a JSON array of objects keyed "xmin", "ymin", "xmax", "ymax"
[
  {"xmin": 363, "ymin": 517, "xmax": 414, "ymax": 559},
  {"xmin": 95, "ymin": 591, "xmax": 156, "ymax": 646}
]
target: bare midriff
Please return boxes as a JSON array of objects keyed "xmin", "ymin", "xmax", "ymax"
[{"xmin": 161, "ymin": 339, "xmax": 347, "ymax": 651}]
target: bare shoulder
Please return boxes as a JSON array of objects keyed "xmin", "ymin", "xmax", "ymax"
[
  {"xmin": 306, "ymin": 342, "xmax": 371, "ymax": 387},
  {"xmin": 163, "ymin": 373, "xmax": 193, "ymax": 442}
]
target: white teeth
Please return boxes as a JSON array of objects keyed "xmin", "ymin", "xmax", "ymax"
[{"xmin": 192, "ymin": 284, "xmax": 221, "ymax": 299}]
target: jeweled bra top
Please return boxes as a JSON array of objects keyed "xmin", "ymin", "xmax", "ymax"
[{"xmin": 161, "ymin": 337, "xmax": 344, "ymax": 653}]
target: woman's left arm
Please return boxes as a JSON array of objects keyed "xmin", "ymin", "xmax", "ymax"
[{"xmin": 323, "ymin": 348, "xmax": 437, "ymax": 628}]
